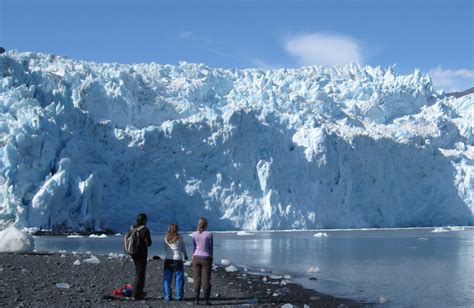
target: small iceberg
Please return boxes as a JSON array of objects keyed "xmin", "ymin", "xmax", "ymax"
[
  {"xmin": 89, "ymin": 234, "xmax": 108, "ymax": 238},
  {"xmin": 236, "ymin": 231, "xmax": 254, "ymax": 236},
  {"xmin": 314, "ymin": 232, "xmax": 329, "ymax": 238},
  {"xmin": 67, "ymin": 235, "xmax": 83, "ymax": 238},
  {"xmin": 449, "ymin": 226, "xmax": 465, "ymax": 231},
  {"xmin": 431, "ymin": 227, "xmax": 450, "ymax": 233},
  {"xmin": 221, "ymin": 259, "xmax": 231, "ymax": 266},
  {"xmin": 0, "ymin": 227, "xmax": 35, "ymax": 253},
  {"xmin": 378, "ymin": 296, "xmax": 389, "ymax": 304},
  {"xmin": 225, "ymin": 265, "xmax": 238, "ymax": 272},
  {"xmin": 307, "ymin": 266, "xmax": 320, "ymax": 273}
]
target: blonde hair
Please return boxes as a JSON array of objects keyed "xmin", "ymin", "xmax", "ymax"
[
  {"xmin": 197, "ymin": 217, "xmax": 208, "ymax": 233},
  {"xmin": 166, "ymin": 224, "xmax": 180, "ymax": 243}
]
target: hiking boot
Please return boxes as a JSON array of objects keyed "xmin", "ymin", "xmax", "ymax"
[
  {"xmin": 204, "ymin": 288, "xmax": 211, "ymax": 306},
  {"xmin": 194, "ymin": 288, "xmax": 200, "ymax": 305}
]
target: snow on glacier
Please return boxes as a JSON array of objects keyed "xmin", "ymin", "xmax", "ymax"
[{"xmin": 0, "ymin": 51, "xmax": 473, "ymax": 231}]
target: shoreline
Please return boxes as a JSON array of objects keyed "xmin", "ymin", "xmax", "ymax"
[{"xmin": 0, "ymin": 252, "xmax": 372, "ymax": 307}]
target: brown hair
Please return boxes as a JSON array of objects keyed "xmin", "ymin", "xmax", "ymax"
[
  {"xmin": 197, "ymin": 217, "xmax": 208, "ymax": 233},
  {"xmin": 166, "ymin": 224, "xmax": 180, "ymax": 243}
]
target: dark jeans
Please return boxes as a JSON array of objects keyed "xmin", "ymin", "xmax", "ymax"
[
  {"xmin": 132, "ymin": 254, "xmax": 147, "ymax": 298},
  {"xmin": 192, "ymin": 256, "xmax": 212, "ymax": 290}
]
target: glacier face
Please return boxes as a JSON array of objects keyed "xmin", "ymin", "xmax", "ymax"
[{"xmin": 0, "ymin": 51, "xmax": 473, "ymax": 231}]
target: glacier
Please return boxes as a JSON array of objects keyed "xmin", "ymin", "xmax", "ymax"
[{"xmin": 0, "ymin": 51, "xmax": 472, "ymax": 231}]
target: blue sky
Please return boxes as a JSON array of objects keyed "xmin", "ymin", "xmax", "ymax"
[{"xmin": 0, "ymin": 0, "xmax": 472, "ymax": 91}]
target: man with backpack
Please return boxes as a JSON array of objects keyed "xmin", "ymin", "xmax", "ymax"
[{"xmin": 125, "ymin": 213, "xmax": 152, "ymax": 300}]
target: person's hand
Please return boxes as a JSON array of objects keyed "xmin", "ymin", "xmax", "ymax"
[{"xmin": 184, "ymin": 255, "xmax": 189, "ymax": 261}]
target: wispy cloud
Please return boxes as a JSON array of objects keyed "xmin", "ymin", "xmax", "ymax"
[
  {"xmin": 251, "ymin": 58, "xmax": 282, "ymax": 70},
  {"xmin": 178, "ymin": 31, "xmax": 193, "ymax": 40},
  {"xmin": 428, "ymin": 66, "xmax": 474, "ymax": 92},
  {"xmin": 284, "ymin": 33, "xmax": 364, "ymax": 67}
]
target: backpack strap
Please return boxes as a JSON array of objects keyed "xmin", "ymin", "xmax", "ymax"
[{"xmin": 130, "ymin": 225, "xmax": 146, "ymax": 232}]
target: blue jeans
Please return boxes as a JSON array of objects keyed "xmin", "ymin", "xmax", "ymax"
[{"xmin": 163, "ymin": 259, "xmax": 184, "ymax": 301}]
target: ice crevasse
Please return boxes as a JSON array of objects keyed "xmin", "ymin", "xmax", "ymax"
[{"xmin": 0, "ymin": 51, "xmax": 472, "ymax": 232}]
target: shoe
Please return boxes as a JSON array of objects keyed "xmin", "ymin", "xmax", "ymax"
[
  {"xmin": 194, "ymin": 288, "xmax": 200, "ymax": 305},
  {"xmin": 204, "ymin": 288, "xmax": 211, "ymax": 305}
]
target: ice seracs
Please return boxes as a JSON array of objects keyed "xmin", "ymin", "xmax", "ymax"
[{"xmin": 0, "ymin": 51, "xmax": 473, "ymax": 231}]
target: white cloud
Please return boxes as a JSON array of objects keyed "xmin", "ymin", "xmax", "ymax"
[
  {"xmin": 251, "ymin": 58, "xmax": 282, "ymax": 70},
  {"xmin": 284, "ymin": 33, "xmax": 364, "ymax": 67},
  {"xmin": 178, "ymin": 31, "xmax": 193, "ymax": 39},
  {"xmin": 428, "ymin": 66, "xmax": 474, "ymax": 92}
]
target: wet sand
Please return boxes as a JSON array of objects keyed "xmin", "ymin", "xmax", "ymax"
[{"xmin": 0, "ymin": 253, "xmax": 371, "ymax": 307}]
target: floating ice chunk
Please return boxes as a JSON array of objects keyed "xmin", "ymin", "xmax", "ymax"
[
  {"xmin": 221, "ymin": 259, "xmax": 231, "ymax": 266},
  {"xmin": 307, "ymin": 266, "xmax": 320, "ymax": 273},
  {"xmin": 225, "ymin": 265, "xmax": 238, "ymax": 272},
  {"xmin": 270, "ymin": 275, "xmax": 283, "ymax": 279},
  {"xmin": 314, "ymin": 232, "xmax": 329, "ymax": 238},
  {"xmin": 114, "ymin": 233, "xmax": 122, "ymax": 236},
  {"xmin": 417, "ymin": 237, "xmax": 429, "ymax": 241},
  {"xmin": 236, "ymin": 231, "xmax": 254, "ymax": 236},
  {"xmin": 281, "ymin": 304, "xmax": 295, "ymax": 308},
  {"xmin": 59, "ymin": 250, "xmax": 67, "ymax": 253},
  {"xmin": 0, "ymin": 227, "xmax": 35, "ymax": 252},
  {"xmin": 284, "ymin": 274, "xmax": 292, "ymax": 279},
  {"xmin": 378, "ymin": 296, "xmax": 388, "ymax": 304},
  {"xmin": 187, "ymin": 277, "xmax": 194, "ymax": 283},
  {"xmin": 431, "ymin": 227, "xmax": 450, "ymax": 233},
  {"xmin": 60, "ymin": 254, "xmax": 67, "ymax": 258},
  {"xmin": 449, "ymin": 226, "xmax": 465, "ymax": 231},
  {"xmin": 73, "ymin": 260, "xmax": 81, "ymax": 266},
  {"xmin": 89, "ymin": 234, "xmax": 107, "ymax": 238},
  {"xmin": 56, "ymin": 282, "xmax": 70, "ymax": 289},
  {"xmin": 262, "ymin": 277, "xmax": 267, "ymax": 282},
  {"xmin": 67, "ymin": 235, "xmax": 83, "ymax": 238},
  {"xmin": 83, "ymin": 256, "xmax": 100, "ymax": 264}
]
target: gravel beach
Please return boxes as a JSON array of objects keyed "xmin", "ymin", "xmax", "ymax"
[{"xmin": 0, "ymin": 253, "xmax": 370, "ymax": 307}]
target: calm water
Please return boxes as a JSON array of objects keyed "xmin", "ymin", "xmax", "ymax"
[{"xmin": 34, "ymin": 228, "xmax": 474, "ymax": 307}]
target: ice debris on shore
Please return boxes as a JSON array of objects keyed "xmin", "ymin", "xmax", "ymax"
[
  {"xmin": 225, "ymin": 265, "xmax": 239, "ymax": 272},
  {"xmin": 378, "ymin": 296, "xmax": 389, "ymax": 304},
  {"xmin": 0, "ymin": 51, "xmax": 473, "ymax": 232},
  {"xmin": 83, "ymin": 255, "xmax": 100, "ymax": 264},
  {"xmin": 314, "ymin": 232, "xmax": 329, "ymax": 238},
  {"xmin": 0, "ymin": 227, "xmax": 35, "ymax": 252},
  {"xmin": 73, "ymin": 260, "xmax": 81, "ymax": 266},
  {"xmin": 55, "ymin": 282, "xmax": 70, "ymax": 289}
]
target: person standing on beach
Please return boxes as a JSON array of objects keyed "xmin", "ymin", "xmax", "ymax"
[
  {"xmin": 192, "ymin": 217, "xmax": 213, "ymax": 305},
  {"xmin": 127, "ymin": 213, "xmax": 152, "ymax": 300},
  {"xmin": 163, "ymin": 224, "xmax": 188, "ymax": 302}
]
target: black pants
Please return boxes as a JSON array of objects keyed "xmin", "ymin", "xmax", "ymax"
[{"xmin": 132, "ymin": 254, "xmax": 147, "ymax": 298}]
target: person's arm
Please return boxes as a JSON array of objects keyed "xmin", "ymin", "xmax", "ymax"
[
  {"xmin": 192, "ymin": 234, "xmax": 196, "ymax": 254},
  {"xmin": 144, "ymin": 228, "xmax": 152, "ymax": 247},
  {"xmin": 181, "ymin": 239, "xmax": 188, "ymax": 260},
  {"xmin": 208, "ymin": 233, "xmax": 213, "ymax": 259}
]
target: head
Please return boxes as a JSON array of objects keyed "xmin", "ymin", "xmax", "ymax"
[
  {"xmin": 197, "ymin": 217, "xmax": 208, "ymax": 233},
  {"xmin": 166, "ymin": 224, "xmax": 180, "ymax": 243},
  {"xmin": 136, "ymin": 213, "xmax": 148, "ymax": 226}
]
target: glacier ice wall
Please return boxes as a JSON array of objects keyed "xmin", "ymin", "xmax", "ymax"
[{"xmin": 0, "ymin": 51, "xmax": 472, "ymax": 231}]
